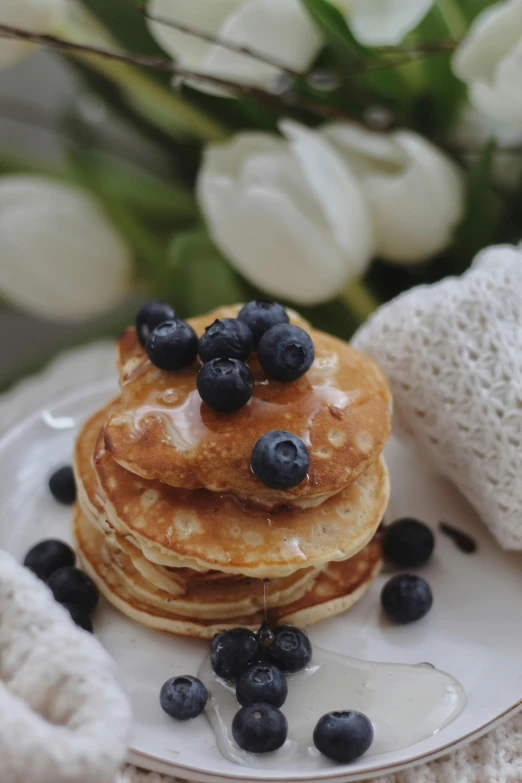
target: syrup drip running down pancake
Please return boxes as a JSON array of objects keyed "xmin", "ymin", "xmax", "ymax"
[
  {"xmin": 74, "ymin": 508, "xmax": 382, "ymax": 639},
  {"xmin": 76, "ymin": 408, "xmax": 389, "ymax": 578},
  {"xmin": 103, "ymin": 306, "xmax": 391, "ymax": 510}
]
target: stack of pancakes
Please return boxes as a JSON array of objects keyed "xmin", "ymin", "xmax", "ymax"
[{"xmin": 73, "ymin": 306, "xmax": 391, "ymax": 638}]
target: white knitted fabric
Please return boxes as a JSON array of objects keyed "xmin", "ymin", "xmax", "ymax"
[
  {"xmin": 1, "ymin": 260, "xmax": 522, "ymax": 783},
  {"xmin": 0, "ymin": 550, "xmax": 131, "ymax": 783},
  {"xmin": 354, "ymin": 244, "xmax": 522, "ymax": 550}
]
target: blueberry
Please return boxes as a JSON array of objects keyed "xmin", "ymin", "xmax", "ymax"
[
  {"xmin": 199, "ymin": 319, "xmax": 254, "ymax": 363},
  {"xmin": 258, "ymin": 324, "xmax": 314, "ymax": 382},
  {"xmin": 61, "ymin": 602, "xmax": 93, "ymax": 633},
  {"xmin": 197, "ymin": 358, "xmax": 254, "ymax": 413},
  {"xmin": 251, "ymin": 431, "xmax": 309, "ymax": 490},
  {"xmin": 232, "ymin": 703, "xmax": 288, "ymax": 753},
  {"xmin": 236, "ymin": 663, "xmax": 288, "ymax": 708},
  {"xmin": 47, "ymin": 567, "xmax": 99, "ymax": 614},
  {"xmin": 146, "ymin": 320, "xmax": 198, "ymax": 371},
  {"xmin": 136, "ymin": 301, "xmax": 175, "ymax": 347},
  {"xmin": 160, "ymin": 675, "xmax": 208, "ymax": 720},
  {"xmin": 265, "ymin": 625, "xmax": 312, "ymax": 673},
  {"xmin": 49, "ymin": 466, "xmax": 76, "ymax": 505},
  {"xmin": 313, "ymin": 710, "xmax": 373, "ymax": 763},
  {"xmin": 23, "ymin": 539, "xmax": 75, "ymax": 581},
  {"xmin": 238, "ymin": 300, "xmax": 289, "ymax": 346},
  {"xmin": 211, "ymin": 628, "xmax": 260, "ymax": 680},
  {"xmin": 383, "ymin": 518, "xmax": 435, "ymax": 568},
  {"xmin": 381, "ymin": 574, "xmax": 433, "ymax": 624}
]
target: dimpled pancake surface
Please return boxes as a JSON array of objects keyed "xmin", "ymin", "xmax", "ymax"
[
  {"xmin": 74, "ymin": 507, "xmax": 382, "ymax": 639},
  {"xmin": 77, "ymin": 408, "xmax": 389, "ymax": 578},
  {"xmin": 103, "ymin": 305, "xmax": 391, "ymax": 508}
]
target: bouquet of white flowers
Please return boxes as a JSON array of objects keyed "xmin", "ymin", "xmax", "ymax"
[{"xmin": 0, "ymin": 0, "xmax": 520, "ymax": 344}]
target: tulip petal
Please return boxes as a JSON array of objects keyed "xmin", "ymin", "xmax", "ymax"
[
  {"xmin": 281, "ymin": 120, "xmax": 374, "ymax": 272},
  {"xmin": 469, "ymin": 40, "xmax": 522, "ymax": 131},
  {"xmin": 203, "ymin": 0, "xmax": 323, "ymax": 90},
  {"xmin": 336, "ymin": 0, "xmax": 434, "ymax": 46},
  {"xmin": 198, "ymin": 130, "xmax": 373, "ymax": 304},
  {"xmin": 362, "ymin": 132, "xmax": 464, "ymax": 263},
  {"xmin": 320, "ymin": 122, "xmax": 408, "ymax": 174},
  {"xmin": 0, "ymin": 177, "xmax": 132, "ymax": 322},
  {"xmin": 147, "ymin": 0, "xmax": 242, "ymax": 70},
  {"xmin": 453, "ymin": 0, "xmax": 522, "ymax": 82}
]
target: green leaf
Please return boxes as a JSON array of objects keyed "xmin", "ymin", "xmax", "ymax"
[
  {"xmin": 451, "ymin": 140, "xmax": 499, "ymax": 267},
  {"xmin": 79, "ymin": 0, "xmax": 167, "ymax": 61},
  {"xmin": 406, "ymin": 6, "xmax": 466, "ymax": 133},
  {"xmin": 66, "ymin": 147, "xmax": 170, "ymax": 284},
  {"xmin": 169, "ymin": 231, "xmax": 248, "ymax": 316},
  {"xmin": 300, "ymin": 0, "xmax": 411, "ymax": 115},
  {"xmin": 300, "ymin": 0, "xmax": 366, "ymax": 62}
]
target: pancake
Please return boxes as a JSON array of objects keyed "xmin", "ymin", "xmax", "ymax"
[
  {"xmin": 104, "ymin": 305, "xmax": 391, "ymax": 510},
  {"xmin": 76, "ymin": 408, "xmax": 389, "ymax": 578},
  {"xmin": 80, "ymin": 509, "xmax": 318, "ymax": 619},
  {"xmin": 74, "ymin": 507, "xmax": 382, "ymax": 639}
]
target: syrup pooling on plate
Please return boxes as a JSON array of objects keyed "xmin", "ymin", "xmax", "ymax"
[{"xmin": 199, "ymin": 647, "xmax": 465, "ymax": 770}]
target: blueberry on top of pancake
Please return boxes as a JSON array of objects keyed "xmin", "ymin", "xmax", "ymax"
[{"xmin": 104, "ymin": 305, "xmax": 391, "ymax": 510}]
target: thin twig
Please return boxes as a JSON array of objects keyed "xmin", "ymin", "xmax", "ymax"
[
  {"xmin": 0, "ymin": 23, "xmax": 358, "ymax": 122},
  {"xmin": 138, "ymin": 3, "xmax": 303, "ymax": 79}
]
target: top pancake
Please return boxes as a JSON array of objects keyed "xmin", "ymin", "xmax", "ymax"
[
  {"xmin": 78, "ymin": 408, "xmax": 389, "ymax": 578},
  {"xmin": 104, "ymin": 305, "xmax": 391, "ymax": 509}
]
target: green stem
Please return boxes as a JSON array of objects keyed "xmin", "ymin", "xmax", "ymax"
[
  {"xmin": 437, "ymin": 0, "xmax": 468, "ymax": 38},
  {"xmin": 340, "ymin": 278, "xmax": 380, "ymax": 323},
  {"xmin": 58, "ymin": 2, "xmax": 228, "ymax": 142}
]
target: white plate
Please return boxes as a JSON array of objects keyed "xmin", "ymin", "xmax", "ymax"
[{"xmin": 1, "ymin": 381, "xmax": 522, "ymax": 783}]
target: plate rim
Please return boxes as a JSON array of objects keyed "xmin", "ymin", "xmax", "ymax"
[
  {"xmin": 128, "ymin": 699, "xmax": 522, "ymax": 783},
  {"xmin": 2, "ymin": 380, "xmax": 522, "ymax": 783}
]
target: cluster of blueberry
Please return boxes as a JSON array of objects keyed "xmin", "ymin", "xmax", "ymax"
[
  {"xmin": 22, "ymin": 466, "xmax": 99, "ymax": 633},
  {"xmin": 380, "ymin": 518, "xmax": 435, "ymax": 624},
  {"xmin": 160, "ymin": 625, "xmax": 373, "ymax": 763},
  {"xmin": 136, "ymin": 299, "xmax": 315, "ymax": 491}
]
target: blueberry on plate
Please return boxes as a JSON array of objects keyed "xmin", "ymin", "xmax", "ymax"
[
  {"xmin": 61, "ymin": 602, "xmax": 93, "ymax": 633},
  {"xmin": 49, "ymin": 466, "xmax": 76, "ymax": 505},
  {"xmin": 136, "ymin": 300, "xmax": 175, "ymax": 347},
  {"xmin": 146, "ymin": 319, "xmax": 198, "ymax": 371},
  {"xmin": 211, "ymin": 628, "xmax": 260, "ymax": 680},
  {"xmin": 238, "ymin": 300, "xmax": 289, "ymax": 345},
  {"xmin": 23, "ymin": 539, "xmax": 76, "ymax": 581},
  {"xmin": 251, "ymin": 431, "xmax": 309, "ymax": 490},
  {"xmin": 197, "ymin": 358, "xmax": 254, "ymax": 413},
  {"xmin": 236, "ymin": 663, "xmax": 288, "ymax": 708},
  {"xmin": 382, "ymin": 518, "xmax": 435, "ymax": 568},
  {"xmin": 258, "ymin": 324, "xmax": 314, "ymax": 382},
  {"xmin": 160, "ymin": 675, "xmax": 208, "ymax": 720},
  {"xmin": 265, "ymin": 625, "xmax": 312, "ymax": 673},
  {"xmin": 381, "ymin": 574, "xmax": 433, "ymax": 624},
  {"xmin": 232, "ymin": 703, "xmax": 288, "ymax": 753},
  {"xmin": 47, "ymin": 567, "xmax": 99, "ymax": 614},
  {"xmin": 313, "ymin": 710, "xmax": 373, "ymax": 763},
  {"xmin": 199, "ymin": 318, "xmax": 254, "ymax": 363}
]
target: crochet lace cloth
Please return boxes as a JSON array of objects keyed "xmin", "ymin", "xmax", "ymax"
[
  {"xmin": 0, "ymin": 548, "xmax": 131, "ymax": 783},
  {"xmin": 2, "ymin": 243, "xmax": 522, "ymax": 783},
  {"xmin": 354, "ymin": 243, "xmax": 522, "ymax": 550}
]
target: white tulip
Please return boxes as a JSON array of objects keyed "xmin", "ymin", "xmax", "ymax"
[
  {"xmin": 334, "ymin": 0, "xmax": 434, "ymax": 46},
  {"xmin": 197, "ymin": 121, "xmax": 374, "ymax": 305},
  {"xmin": 146, "ymin": 0, "xmax": 323, "ymax": 95},
  {"xmin": 0, "ymin": 176, "xmax": 133, "ymax": 322},
  {"xmin": 0, "ymin": 0, "xmax": 66, "ymax": 69},
  {"xmin": 453, "ymin": 0, "xmax": 522, "ymax": 132},
  {"xmin": 321, "ymin": 123, "xmax": 465, "ymax": 265}
]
